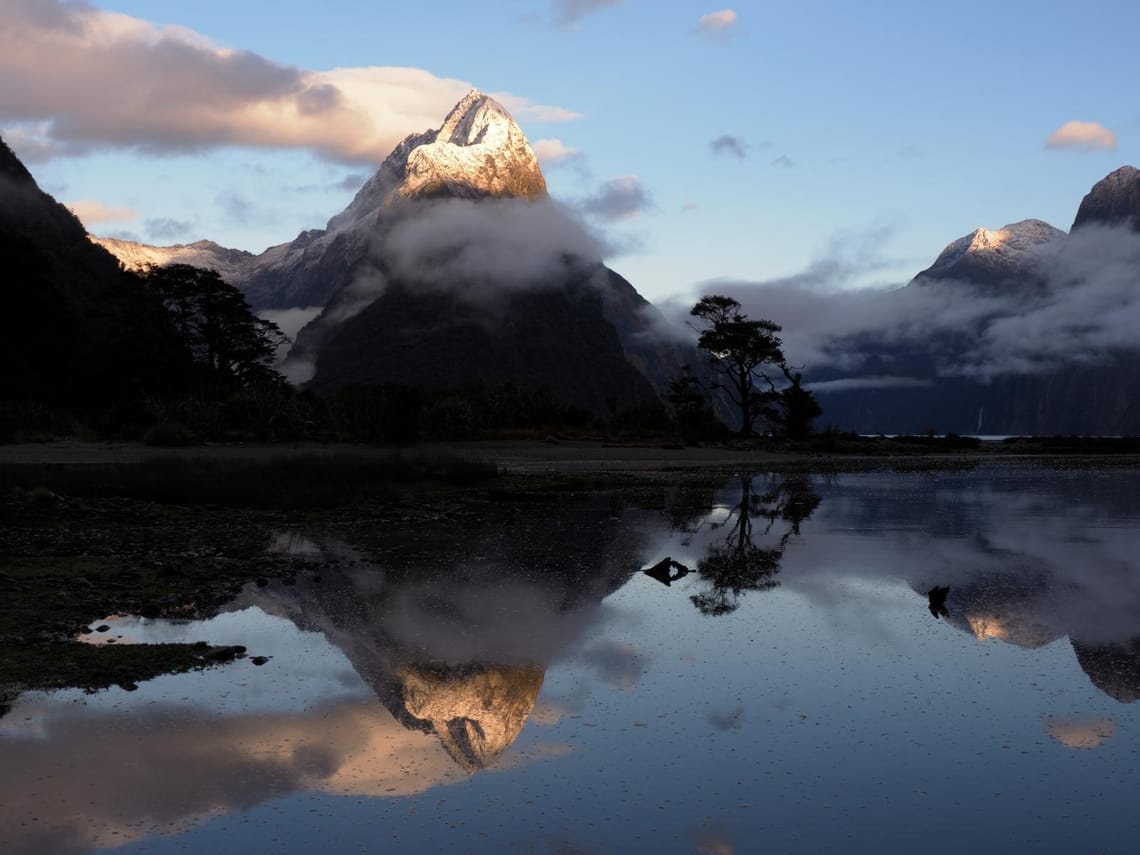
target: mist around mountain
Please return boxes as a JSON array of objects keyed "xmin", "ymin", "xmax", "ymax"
[{"xmin": 716, "ymin": 166, "xmax": 1140, "ymax": 435}]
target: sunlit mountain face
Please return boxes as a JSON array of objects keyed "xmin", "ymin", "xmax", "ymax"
[{"xmin": 4, "ymin": 465, "xmax": 1140, "ymax": 853}]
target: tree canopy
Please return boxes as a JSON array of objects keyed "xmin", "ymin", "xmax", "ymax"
[
  {"xmin": 142, "ymin": 264, "xmax": 285, "ymax": 392},
  {"xmin": 690, "ymin": 295, "xmax": 822, "ymax": 438},
  {"xmin": 690, "ymin": 295, "xmax": 785, "ymax": 436}
]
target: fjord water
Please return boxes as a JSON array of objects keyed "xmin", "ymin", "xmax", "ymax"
[{"xmin": 3, "ymin": 464, "xmax": 1140, "ymax": 853}]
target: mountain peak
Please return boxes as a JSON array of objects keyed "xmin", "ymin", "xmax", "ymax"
[
  {"xmin": 1072, "ymin": 165, "xmax": 1140, "ymax": 232},
  {"xmin": 327, "ymin": 90, "xmax": 547, "ymax": 232},
  {"xmin": 917, "ymin": 218, "xmax": 1066, "ymax": 287}
]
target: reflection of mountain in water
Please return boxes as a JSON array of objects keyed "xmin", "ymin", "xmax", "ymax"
[
  {"xmin": 236, "ymin": 493, "xmax": 648, "ymax": 771},
  {"xmin": 916, "ymin": 574, "xmax": 1140, "ymax": 703},
  {"xmin": 936, "ymin": 571, "xmax": 1061, "ymax": 649},
  {"xmin": 870, "ymin": 467, "xmax": 1140, "ymax": 704},
  {"xmin": 398, "ymin": 664, "xmax": 545, "ymax": 772},
  {"xmin": 1071, "ymin": 639, "xmax": 1140, "ymax": 703}
]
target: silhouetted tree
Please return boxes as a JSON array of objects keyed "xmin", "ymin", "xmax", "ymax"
[
  {"xmin": 690, "ymin": 295, "xmax": 784, "ymax": 436},
  {"xmin": 665, "ymin": 365, "xmax": 723, "ymax": 441},
  {"xmin": 143, "ymin": 264, "xmax": 285, "ymax": 392},
  {"xmin": 774, "ymin": 367, "xmax": 823, "ymax": 439}
]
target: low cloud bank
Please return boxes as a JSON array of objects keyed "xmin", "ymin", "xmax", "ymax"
[
  {"xmin": 383, "ymin": 197, "xmax": 606, "ymax": 291},
  {"xmin": 692, "ymin": 223, "xmax": 1140, "ymax": 382}
]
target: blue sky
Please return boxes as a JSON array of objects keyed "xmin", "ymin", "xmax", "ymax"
[{"xmin": 2, "ymin": 0, "xmax": 1136, "ymax": 303}]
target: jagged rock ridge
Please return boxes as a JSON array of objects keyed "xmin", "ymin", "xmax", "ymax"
[{"xmin": 92, "ymin": 237, "xmax": 255, "ymax": 285}]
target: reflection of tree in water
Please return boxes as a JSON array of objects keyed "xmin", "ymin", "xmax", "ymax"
[{"xmin": 687, "ymin": 474, "xmax": 820, "ymax": 616}]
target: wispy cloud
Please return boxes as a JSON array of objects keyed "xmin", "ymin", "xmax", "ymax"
[
  {"xmin": 580, "ymin": 175, "xmax": 652, "ymax": 221},
  {"xmin": 771, "ymin": 155, "xmax": 795, "ymax": 168},
  {"xmin": 0, "ymin": 1, "xmax": 578, "ymax": 165},
  {"xmin": 145, "ymin": 217, "xmax": 194, "ymax": 241},
  {"xmin": 710, "ymin": 134, "xmax": 749, "ymax": 158},
  {"xmin": 218, "ymin": 191, "xmax": 253, "ymax": 224},
  {"xmin": 64, "ymin": 199, "xmax": 137, "ymax": 226},
  {"xmin": 551, "ymin": 0, "xmax": 624, "ymax": 28},
  {"xmin": 696, "ymin": 9, "xmax": 739, "ymax": 39},
  {"xmin": 1045, "ymin": 120, "xmax": 1118, "ymax": 152}
]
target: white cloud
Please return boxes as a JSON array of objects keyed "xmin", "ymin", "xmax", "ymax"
[
  {"xmin": 496, "ymin": 95, "xmax": 583, "ymax": 123},
  {"xmin": 1045, "ymin": 120, "xmax": 1118, "ymax": 152},
  {"xmin": 697, "ymin": 9, "xmax": 738, "ymax": 38},
  {"xmin": 532, "ymin": 138, "xmax": 582, "ymax": 167},
  {"xmin": 0, "ymin": 1, "xmax": 578, "ymax": 165},
  {"xmin": 64, "ymin": 199, "xmax": 138, "ymax": 226}
]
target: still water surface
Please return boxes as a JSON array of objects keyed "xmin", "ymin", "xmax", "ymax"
[{"xmin": 3, "ymin": 464, "xmax": 1140, "ymax": 853}]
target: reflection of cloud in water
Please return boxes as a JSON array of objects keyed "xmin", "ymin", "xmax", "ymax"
[
  {"xmin": 0, "ymin": 696, "xmax": 472, "ymax": 855},
  {"xmin": 696, "ymin": 832, "xmax": 736, "ymax": 855},
  {"xmin": 579, "ymin": 641, "xmax": 645, "ymax": 689},
  {"xmin": 1042, "ymin": 716, "xmax": 1116, "ymax": 750}
]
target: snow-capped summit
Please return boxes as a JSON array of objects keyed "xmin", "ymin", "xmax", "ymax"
[
  {"xmin": 916, "ymin": 218, "xmax": 1067, "ymax": 287},
  {"xmin": 92, "ymin": 90, "xmax": 550, "ymax": 310},
  {"xmin": 327, "ymin": 89, "xmax": 546, "ymax": 232}
]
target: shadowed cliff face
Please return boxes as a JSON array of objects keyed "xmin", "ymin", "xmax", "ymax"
[{"xmin": 0, "ymin": 137, "xmax": 184, "ymax": 407}]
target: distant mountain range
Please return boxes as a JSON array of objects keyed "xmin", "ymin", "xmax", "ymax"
[
  {"xmin": 13, "ymin": 86, "xmax": 1140, "ymax": 434},
  {"xmin": 810, "ymin": 166, "xmax": 1140, "ymax": 435},
  {"xmin": 93, "ymin": 91, "xmax": 691, "ymax": 415}
]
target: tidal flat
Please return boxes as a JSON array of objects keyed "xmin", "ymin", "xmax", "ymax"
[{"xmin": 2, "ymin": 442, "xmax": 1140, "ymax": 853}]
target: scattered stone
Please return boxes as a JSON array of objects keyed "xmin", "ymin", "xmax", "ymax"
[
  {"xmin": 95, "ymin": 624, "xmax": 110, "ymax": 633},
  {"xmin": 250, "ymin": 656, "xmax": 270, "ymax": 666}
]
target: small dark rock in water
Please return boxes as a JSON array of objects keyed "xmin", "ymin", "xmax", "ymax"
[
  {"xmin": 119, "ymin": 681, "xmax": 139, "ymax": 692},
  {"xmin": 255, "ymin": 577, "xmax": 269, "ymax": 587},
  {"xmin": 139, "ymin": 604, "xmax": 161, "ymax": 620},
  {"xmin": 928, "ymin": 585, "xmax": 951, "ymax": 619},
  {"xmin": 105, "ymin": 638, "xmax": 116, "ymax": 644},
  {"xmin": 205, "ymin": 645, "xmax": 247, "ymax": 662},
  {"xmin": 250, "ymin": 656, "xmax": 270, "ymax": 666},
  {"xmin": 95, "ymin": 624, "xmax": 110, "ymax": 633},
  {"xmin": 78, "ymin": 626, "xmax": 93, "ymax": 635}
]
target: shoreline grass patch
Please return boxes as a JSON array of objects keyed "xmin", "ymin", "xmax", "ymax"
[{"xmin": 0, "ymin": 451, "xmax": 500, "ymax": 509}]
